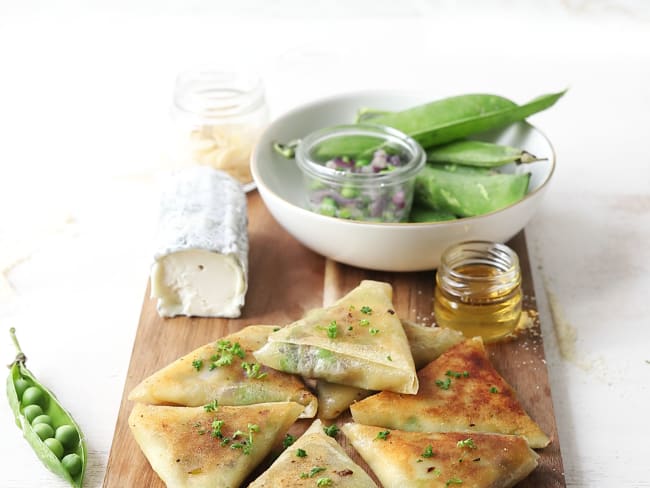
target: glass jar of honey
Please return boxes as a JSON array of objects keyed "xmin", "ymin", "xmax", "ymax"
[{"xmin": 433, "ymin": 241, "xmax": 522, "ymax": 342}]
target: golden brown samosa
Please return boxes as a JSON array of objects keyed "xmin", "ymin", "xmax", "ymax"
[
  {"xmin": 128, "ymin": 325, "xmax": 317, "ymax": 418},
  {"xmin": 342, "ymin": 423, "xmax": 539, "ymax": 488},
  {"xmin": 317, "ymin": 321, "xmax": 464, "ymax": 419},
  {"xmin": 249, "ymin": 419, "xmax": 377, "ymax": 487},
  {"xmin": 129, "ymin": 401, "xmax": 303, "ymax": 488},
  {"xmin": 254, "ymin": 281, "xmax": 417, "ymax": 394},
  {"xmin": 350, "ymin": 337, "xmax": 550, "ymax": 448}
]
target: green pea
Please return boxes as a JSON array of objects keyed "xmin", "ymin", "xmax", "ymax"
[
  {"xmin": 33, "ymin": 422, "xmax": 55, "ymax": 440},
  {"xmin": 341, "ymin": 185, "xmax": 359, "ymax": 199},
  {"xmin": 14, "ymin": 377, "xmax": 30, "ymax": 399},
  {"xmin": 319, "ymin": 197, "xmax": 337, "ymax": 217},
  {"xmin": 338, "ymin": 207, "xmax": 352, "ymax": 219},
  {"xmin": 22, "ymin": 386, "xmax": 46, "ymax": 408},
  {"xmin": 44, "ymin": 437, "xmax": 64, "ymax": 459},
  {"xmin": 23, "ymin": 404, "xmax": 43, "ymax": 423},
  {"xmin": 32, "ymin": 414, "xmax": 53, "ymax": 426},
  {"xmin": 62, "ymin": 453, "xmax": 83, "ymax": 476},
  {"xmin": 55, "ymin": 425, "xmax": 80, "ymax": 450}
]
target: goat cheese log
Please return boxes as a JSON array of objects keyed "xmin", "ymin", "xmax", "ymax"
[{"xmin": 150, "ymin": 166, "xmax": 248, "ymax": 318}]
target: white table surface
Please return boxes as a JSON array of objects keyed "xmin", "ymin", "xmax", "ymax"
[{"xmin": 1, "ymin": 2, "xmax": 649, "ymax": 487}]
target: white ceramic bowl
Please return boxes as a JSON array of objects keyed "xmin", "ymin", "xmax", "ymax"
[{"xmin": 251, "ymin": 92, "xmax": 555, "ymax": 271}]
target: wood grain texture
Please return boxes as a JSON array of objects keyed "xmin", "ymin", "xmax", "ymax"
[{"xmin": 103, "ymin": 192, "xmax": 565, "ymax": 487}]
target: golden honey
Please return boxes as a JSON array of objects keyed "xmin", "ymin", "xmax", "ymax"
[{"xmin": 434, "ymin": 241, "xmax": 522, "ymax": 342}]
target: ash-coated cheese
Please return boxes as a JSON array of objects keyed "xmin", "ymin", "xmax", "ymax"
[{"xmin": 150, "ymin": 166, "xmax": 248, "ymax": 318}]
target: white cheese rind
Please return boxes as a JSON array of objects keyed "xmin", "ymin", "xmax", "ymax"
[{"xmin": 151, "ymin": 167, "xmax": 248, "ymax": 318}]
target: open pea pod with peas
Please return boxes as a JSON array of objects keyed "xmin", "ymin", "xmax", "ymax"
[{"xmin": 7, "ymin": 328, "xmax": 86, "ymax": 487}]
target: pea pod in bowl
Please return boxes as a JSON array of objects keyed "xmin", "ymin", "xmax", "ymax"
[{"xmin": 6, "ymin": 328, "xmax": 86, "ymax": 487}]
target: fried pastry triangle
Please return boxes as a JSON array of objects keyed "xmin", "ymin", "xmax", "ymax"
[
  {"xmin": 342, "ymin": 423, "xmax": 539, "ymax": 488},
  {"xmin": 317, "ymin": 321, "xmax": 464, "ymax": 419},
  {"xmin": 350, "ymin": 337, "xmax": 550, "ymax": 448},
  {"xmin": 129, "ymin": 401, "xmax": 303, "ymax": 488},
  {"xmin": 250, "ymin": 419, "xmax": 377, "ymax": 487},
  {"xmin": 254, "ymin": 280, "xmax": 417, "ymax": 394},
  {"xmin": 128, "ymin": 325, "xmax": 317, "ymax": 418}
]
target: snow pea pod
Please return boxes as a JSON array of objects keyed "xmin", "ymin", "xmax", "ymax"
[
  {"xmin": 413, "ymin": 165, "xmax": 531, "ymax": 218},
  {"xmin": 409, "ymin": 205, "xmax": 457, "ymax": 222},
  {"xmin": 315, "ymin": 90, "xmax": 565, "ymax": 158},
  {"xmin": 427, "ymin": 140, "xmax": 542, "ymax": 168},
  {"xmin": 6, "ymin": 328, "xmax": 86, "ymax": 487}
]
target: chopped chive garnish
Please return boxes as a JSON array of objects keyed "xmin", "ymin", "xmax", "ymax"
[
  {"xmin": 323, "ymin": 424, "xmax": 339, "ymax": 437},
  {"xmin": 282, "ymin": 433, "xmax": 295, "ymax": 448},
  {"xmin": 422, "ymin": 445, "xmax": 434, "ymax": 458},
  {"xmin": 445, "ymin": 370, "xmax": 469, "ymax": 378},
  {"xmin": 376, "ymin": 430, "xmax": 390, "ymax": 440},
  {"xmin": 457, "ymin": 438, "xmax": 476, "ymax": 449},
  {"xmin": 203, "ymin": 399, "xmax": 218, "ymax": 412}
]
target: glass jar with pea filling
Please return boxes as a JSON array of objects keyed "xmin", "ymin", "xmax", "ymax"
[
  {"xmin": 295, "ymin": 124, "xmax": 425, "ymax": 222},
  {"xmin": 434, "ymin": 241, "xmax": 522, "ymax": 342},
  {"xmin": 170, "ymin": 70, "xmax": 269, "ymax": 190}
]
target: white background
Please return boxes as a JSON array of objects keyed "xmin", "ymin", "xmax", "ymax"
[{"xmin": 1, "ymin": 1, "xmax": 649, "ymax": 486}]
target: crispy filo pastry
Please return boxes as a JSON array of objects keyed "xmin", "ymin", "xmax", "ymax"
[
  {"xmin": 128, "ymin": 325, "xmax": 317, "ymax": 418},
  {"xmin": 249, "ymin": 419, "xmax": 377, "ymax": 487},
  {"xmin": 350, "ymin": 337, "xmax": 550, "ymax": 448},
  {"xmin": 129, "ymin": 401, "xmax": 303, "ymax": 488},
  {"xmin": 316, "ymin": 381, "xmax": 375, "ymax": 420},
  {"xmin": 342, "ymin": 423, "xmax": 539, "ymax": 488},
  {"xmin": 402, "ymin": 320, "xmax": 465, "ymax": 369},
  {"xmin": 317, "ymin": 321, "xmax": 464, "ymax": 419},
  {"xmin": 254, "ymin": 280, "xmax": 417, "ymax": 394}
]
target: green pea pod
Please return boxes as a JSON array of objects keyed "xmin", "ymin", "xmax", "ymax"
[
  {"xmin": 434, "ymin": 162, "xmax": 494, "ymax": 176},
  {"xmin": 409, "ymin": 205, "xmax": 457, "ymax": 223},
  {"xmin": 315, "ymin": 91, "xmax": 565, "ymax": 158},
  {"xmin": 413, "ymin": 165, "xmax": 531, "ymax": 218},
  {"xmin": 427, "ymin": 140, "xmax": 542, "ymax": 168},
  {"xmin": 7, "ymin": 328, "xmax": 86, "ymax": 488}
]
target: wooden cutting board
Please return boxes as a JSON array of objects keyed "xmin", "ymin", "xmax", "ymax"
[{"xmin": 103, "ymin": 191, "xmax": 565, "ymax": 487}]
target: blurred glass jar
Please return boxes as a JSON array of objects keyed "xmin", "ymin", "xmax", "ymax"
[
  {"xmin": 295, "ymin": 124, "xmax": 425, "ymax": 222},
  {"xmin": 170, "ymin": 70, "xmax": 269, "ymax": 188},
  {"xmin": 434, "ymin": 241, "xmax": 522, "ymax": 342}
]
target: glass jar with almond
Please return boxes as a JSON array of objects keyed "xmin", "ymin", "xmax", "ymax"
[{"xmin": 171, "ymin": 70, "xmax": 269, "ymax": 189}]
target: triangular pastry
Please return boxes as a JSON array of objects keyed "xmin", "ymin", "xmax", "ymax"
[
  {"xmin": 317, "ymin": 321, "xmax": 464, "ymax": 419},
  {"xmin": 129, "ymin": 401, "xmax": 303, "ymax": 488},
  {"xmin": 402, "ymin": 320, "xmax": 465, "ymax": 370},
  {"xmin": 254, "ymin": 280, "xmax": 417, "ymax": 394},
  {"xmin": 249, "ymin": 419, "xmax": 377, "ymax": 487},
  {"xmin": 342, "ymin": 423, "xmax": 539, "ymax": 488},
  {"xmin": 128, "ymin": 325, "xmax": 317, "ymax": 418},
  {"xmin": 350, "ymin": 337, "xmax": 550, "ymax": 448}
]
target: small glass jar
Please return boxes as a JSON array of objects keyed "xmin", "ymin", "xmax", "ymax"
[
  {"xmin": 170, "ymin": 70, "xmax": 269, "ymax": 189},
  {"xmin": 433, "ymin": 241, "xmax": 522, "ymax": 342},
  {"xmin": 295, "ymin": 124, "xmax": 425, "ymax": 222}
]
